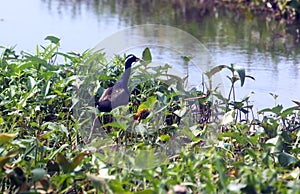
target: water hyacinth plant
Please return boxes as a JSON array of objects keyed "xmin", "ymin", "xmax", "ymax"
[{"xmin": 0, "ymin": 37, "xmax": 300, "ymax": 193}]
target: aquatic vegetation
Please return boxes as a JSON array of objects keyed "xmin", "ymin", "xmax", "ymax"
[{"xmin": 0, "ymin": 38, "xmax": 300, "ymax": 193}]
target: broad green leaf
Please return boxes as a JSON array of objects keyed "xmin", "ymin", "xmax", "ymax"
[
  {"xmin": 45, "ymin": 36, "xmax": 60, "ymax": 44},
  {"xmin": 205, "ymin": 65, "xmax": 228, "ymax": 78},
  {"xmin": 138, "ymin": 96, "xmax": 157, "ymax": 112},
  {"xmin": 265, "ymin": 135, "xmax": 279, "ymax": 146},
  {"xmin": 281, "ymin": 106, "xmax": 299, "ymax": 118},
  {"xmin": 108, "ymin": 180, "xmax": 127, "ymax": 192},
  {"xmin": 258, "ymin": 108, "xmax": 272, "ymax": 114},
  {"xmin": 259, "ymin": 105, "xmax": 283, "ymax": 115},
  {"xmin": 142, "ymin": 47, "xmax": 152, "ymax": 62},
  {"xmin": 278, "ymin": 152, "xmax": 296, "ymax": 167},
  {"xmin": 219, "ymin": 132, "xmax": 249, "ymax": 146},
  {"xmin": 272, "ymin": 105, "xmax": 283, "ymax": 115},
  {"xmin": 266, "ymin": 135, "xmax": 284, "ymax": 153}
]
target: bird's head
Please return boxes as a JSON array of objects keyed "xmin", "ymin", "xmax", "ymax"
[{"xmin": 125, "ymin": 54, "xmax": 142, "ymax": 69}]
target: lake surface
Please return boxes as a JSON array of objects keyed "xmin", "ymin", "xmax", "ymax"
[{"xmin": 1, "ymin": 0, "xmax": 300, "ymax": 109}]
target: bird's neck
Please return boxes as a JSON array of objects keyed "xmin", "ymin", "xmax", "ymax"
[{"xmin": 121, "ymin": 67, "xmax": 131, "ymax": 86}]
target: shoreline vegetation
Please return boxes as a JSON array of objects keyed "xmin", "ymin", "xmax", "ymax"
[
  {"xmin": 45, "ymin": 0, "xmax": 300, "ymax": 23},
  {"xmin": 174, "ymin": 0, "xmax": 300, "ymax": 23},
  {"xmin": 0, "ymin": 38, "xmax": 300, "ymax": 193}
]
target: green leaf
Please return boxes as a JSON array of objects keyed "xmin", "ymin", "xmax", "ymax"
[
  {"xmin": 102, "ymin": 122, "xmax": 128, "ymax": 130},
  {"xmin": 134, "ymin": 149, "xmax": 156, "ymax": 169},
  {"xmin": 219, "ymin": 132, "xmax": 249, "ymax": 146},
  {"xmin": 49, "ymin": 144, "xmax": 69, "ymax": 160},
  {"xmin": 259, "ymin": 105, "xmax": 283, "ymax": 115},
  {"xmin": 205, "ymin": 65, "xmax": 228, "ymax": 78},
  {"xmin": 173, "ymin": 106, "xmax": 187, "ymax": 117},
  {"xmin": 235, "ymin": 66, "xmax": 246, "ymax": 86},
  {"xmin": 0, "ymin": 133, "xmax": 17, "ymax": 145},
  {"xmin": 265, "ymin": 135, "xmax": 284, "ymax": 153},
  {"xmin": 45, "ymin": 36, "xmax": 60, "ymax": 44},
  {"xmin": 56, "ymin": 153, "xmax": 71, "ymax": 173},
  {"xmin": 138, "ymin": 96, "xmax": 157, "ymax": 112},
  {"xmin": 221, "ymin": 110, "xmax": 235, "ymax": 125},
  {"xmin": 278, "ymin": 152, "xmax": 296, "ymax": 167},
  {"xmin": 265, "ymin": 135, "xmax": 279, "ymax": 146},
  {"xmin": 272, "ymin": 105, "xmax": 283, "ymax": 115},
  {"xmin": 160, "ymin": 134, "xmax": 170, "ymax": 141},
  {"xmin": 108, "ymin": 180, "xmax": 126, "ymax": 192},
  {"xmin": 190, "ymin": 125, "xmax": 202, "ymax": 137},
  {"xmin": 142, "ymin": 47, "xmax": 152, "ymax": 62},
  {"xmin": 281, "ymin": 106, "xmax": 299, "ymax": 118},
  {"xmin": 43, "ymin": 80, "xmax": 52, "ymax": 96},
  {"xmin": 213, "ymin": 157, "xmax": 227, "ymax": 188},
  {"xmin": 70, "ymin": 152, "xmax": 87, "ymax": 171},
  {"xmin": 181, "ymin": 55, "xmax": 191, "ymax": 62},
  {"xmin": 28, "ymin": 76, "xmax": 36, "ymax": 89},
  {"xmin": 292, "ymin": 100, "xmax": 300, "ymax": 106}
]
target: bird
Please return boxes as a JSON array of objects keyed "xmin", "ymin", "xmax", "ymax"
[{"xmin": 95, "ymin": 54, "xmax": 142, "ymax": 112}]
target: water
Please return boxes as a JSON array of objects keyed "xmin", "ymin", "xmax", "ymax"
[{"xmin": 1, "ymin": 0, "xmax": 300, "ymax": 109}]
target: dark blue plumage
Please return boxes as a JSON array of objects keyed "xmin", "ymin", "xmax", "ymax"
[{"xmin": 96, "ymin": 54, "xmax": 141, "ymax": 112}]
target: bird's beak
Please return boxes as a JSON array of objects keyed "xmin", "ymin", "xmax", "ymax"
[{"xmin": 136, "ymin": 58, "xmax": 144, "ymax": 62}]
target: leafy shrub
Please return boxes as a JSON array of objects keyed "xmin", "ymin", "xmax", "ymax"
[{"xmin": 0, "ymin": 38, "xmax": 300, "ymax": 193}]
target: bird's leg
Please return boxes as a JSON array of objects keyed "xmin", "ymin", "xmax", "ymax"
[{"xmin": 87, "ymin": 113, "xmax": 99, "ymax": 143}]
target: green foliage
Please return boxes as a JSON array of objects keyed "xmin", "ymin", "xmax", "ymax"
[
  {"xmin": 0, "ymin": 39, "xmax": 300, "ymax": 193},
  {"xmin": 219, "ymin": 0, "xmax": 300, "ymax": 22}
]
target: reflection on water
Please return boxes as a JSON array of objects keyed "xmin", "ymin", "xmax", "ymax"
[{"xmin": 1, "ymin": 0, "xmax": 300, "ymax": 108}]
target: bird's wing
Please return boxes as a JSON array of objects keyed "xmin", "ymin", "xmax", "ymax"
[{"xmin": 99, "ymin": 87, "xmax": 113, "ymax": 102}]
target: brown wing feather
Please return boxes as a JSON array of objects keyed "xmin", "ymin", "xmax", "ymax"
[{"xmin": 99, "ymin": 87, "xmax": 113, "ymax": 102}]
